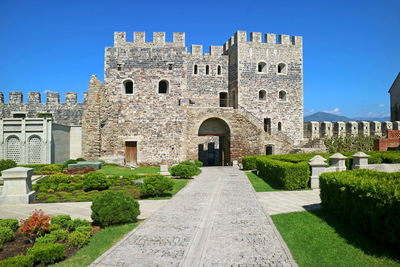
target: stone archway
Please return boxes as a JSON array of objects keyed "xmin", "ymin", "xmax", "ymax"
[{"xmin": 198, "ymin": 117, "xmax": 231, "ymax": 166}]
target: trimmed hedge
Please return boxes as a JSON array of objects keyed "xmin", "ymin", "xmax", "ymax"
[
  {"xmin": 0, "ymin": 227, "xmax": 14, "ymax": 243},
  {"xmin": 0, "ymin": 159, "xmax": 17, "ymax": 175},
  {"xmin": 0, "ymin": 254, "xmax": 34, "ymax": 267},
  {"xmin": 320, "ymin": 169, "xmax": 400, "ymax": 252},
  {"xmin": 170, "ymin": 163, "xmax": 201, "ymax": 178},
  {"xmin": 28, "ymin": 243, "xmax": 65, "ymax": 265},
  {"xmin": 256, "ymin": 157, "xmax": 310, "ymax": 190},
  {"xmin": 0, "ymin": 219, "xmax": 19, "ymax": 231}
]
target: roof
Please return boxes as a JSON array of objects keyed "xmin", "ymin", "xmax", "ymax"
[{"xmin": 389, "ymin": 72, "xmax": 400, "ymax": 93}]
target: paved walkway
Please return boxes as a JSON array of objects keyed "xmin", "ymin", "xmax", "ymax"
[
  {"xmin": 0, "ymin": 200, "xmax": 169, "ymax": 221},
  {"xmin": 257, "ymin": 190, "xmax": 321, "ymax": 215},
  {"xmin": 91, "ymin": 167, "xmax": 297, "ymax": 267}
]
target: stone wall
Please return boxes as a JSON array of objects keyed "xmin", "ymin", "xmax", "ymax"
[{"xmin": 0, "ymin": 91, "xmax": 86, "ymax": 126}]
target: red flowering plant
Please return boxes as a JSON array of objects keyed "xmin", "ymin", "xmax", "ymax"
[{"xmin": 19, "ymin": 209, "xmax": 51, "ymax": 243}]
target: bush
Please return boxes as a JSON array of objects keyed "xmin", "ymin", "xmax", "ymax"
[
  {"xmin": 75, "ymin": 226, "xmax": 93, "ymax": 234},
  {"xmin": 0, "ymin": 159, "xmax": 17, "ymax": 174},
  {"xmin": 50, "ymin": 229, "xmax": 68, "ymax": 242},
  {"xmin": 140, "ymin": 174, "xmax": 174, "ymax": 197},
  {"xmin": 0, "ymin": 218, "xmax": 19, "ymax": 231},
  {"xmin": 91, "ymin": 191, "xmax": 140, "ymax": 227},
  {"xmin": 28, "ymin": 243, "xmax": 65, "ymax": 265},
  {"xmin": 48, "ymin": 173, "xmax": 73, "ymax": 185},
  {"xmin": 34, "ymin": 233, "xmax": 57, "ymax": 245},
  {"xmin": 63, "ymin": 159, "xmax": 78, "ymax": 169},
  {"xmin": 256, "ymin": 157, "xmax": 310, "ymax": 190},
  {"xmin": 19, "ymin": 209, "xmax": 51, "ymax": 242},
  {"xmin": 39, "ymin": 164, "xmax": 62, "ymax": 175},
  {"xmin": 48, "ymin": 223, "xmax": 61, "ymax": 231},
  {"xmin": 51, "ymin": 215, "xmax": 72, "ymax": 228},
  {"xmin": 320, "ymin": 169, "xmax": 400, "ymax": 252},
  {"xmin": 170, "ymin": 163, "xmax": 201, "ymax": 178},
  {"xmin": 82, "ymin": 172, "xmax": 110, "ymax": 191},
  {"xmin": 67, "ymin": 218, "xmax": 90, "ymax": 231},
  {"xmin": 67, "ymin": 230, "xmax": 91, "ymax": 248},
  {"xmin": 242, "ymin": 156, "xmax": 259, "ymax": 170},
  {"xmin": 194, "ymin": 159, "xmax": 203, "ymax": 167},
  {"xmin": 0, "ymin": 254, "xmax": 34, "ymax": 267},
  {"xmin": 0, "ymin": 227, "xmax": 14, "ymax": 243},
  {"xmin": 76, "ymin": 158, "xmax": 86, "ymax": 162}
]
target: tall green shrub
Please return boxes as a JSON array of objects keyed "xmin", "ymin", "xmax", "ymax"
[
  {"xmin": 140, "ymin": 174, "xmax": 174, "ymax": 197},
  {"xmin": 320, "ymin": 169, "xmax": 400, "ymax": 252},
  {"xmin": 82, "ymin": 172, "xmax": 110, "ymax": 191}
]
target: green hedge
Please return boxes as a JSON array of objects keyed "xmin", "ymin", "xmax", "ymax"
[
  {"xmin": 320, "ymin": 169, "xmax": 400, "ymax": 252},
  {"xmin": 256, "ymin": 157, "xmax": 310, "ymax": 190}
]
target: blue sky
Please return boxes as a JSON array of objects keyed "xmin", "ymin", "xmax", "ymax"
[{"xmin": 0, "ymin": 0, "xmax": 399, "ymax": 118}]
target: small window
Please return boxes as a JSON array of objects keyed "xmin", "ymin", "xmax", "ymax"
[
  {"xmin": 206, "ymin": 65, "xmax": 210, "ymax": 75},
  {"xmin": 279, "ymin": 90, "xmax": 287, "ymax": 101},
  {"xmin": 194, "ymin": 64, "xmax": 198, "ymax": 75},
  {"xmin": 168, "ymin": 64, "xmax": 173, "ymax": 70},
  {"xmin": 259, "ymin": 90, "xmax": 266, "ymax": 101},
  {"xmin": 278, "ymin": 122, "xmax": 282, "ymax": 131},
  {"xmin": 277, "ymin": 63, "xmax": 287, "ymax": 74},
  {"xmin": 217, "ymin": 65, "xmax": 221, "ymax": 75},
  {"xmin": 159, "ymin": 80, "xmax": 169, "ymax": 94},
  {"xmin": 124, "ymin": 80, "xmax": 133, "ymax": 94},
  {"xmin": 117, "ymin": 64, "xmax": 122, "ymax": 71},
  {"xmin": 13, "ymin": 113, "xmax": 26, "ymax": 119},
  {"xmin": 219, "ymin": 92, "xmax": 228, "ymax": 107},
  {"xmin": 258, "ymin": 62, "xmax": 267, "ymax": 73},
  {"xmin": 264, "ymin": 118, "xmax": 271, "ymax": 134}
]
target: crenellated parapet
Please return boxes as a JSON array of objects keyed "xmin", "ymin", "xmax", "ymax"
[
  {"xmin": 114, "ymin": 32, "xmax": 186, "ymax": 47},
  {"xmin": 0, "ymin": 91, "xmax": 88, "ymax": 126},
  {"xmin": 304, "ymin": 121, "xmax": 400, "ymax": 140}
]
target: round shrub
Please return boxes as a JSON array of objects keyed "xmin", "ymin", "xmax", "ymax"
[
  {"xmin": 0, "ymin": 218, "xmax": 19, "ymax": 231},
  {"xmin": 170, "ymin": 163, "xmax": 201, "ymax": 178},
  {"xmin": 0, "ymin": 226, "xmax": 14, "ymax": 243},
  {"xmin": 51, "ymin": 215, "xmax": 71, "ymax": 228},
  {"xmin": 67, "ymin": 218, "xmax": 90, "ymax": 231},
  {"xmin": 39, "ymin": 164, "xmax": 62, "ymax": 175},
  {"xmin": 34, "ymin": 234, "xmax": 57, "ymax": 245},
  {"xmin": 49, "ymin": 229, "xmax": 68, "ymax": 242},
  {"xmin": 82, "ymin": 172, "xmax": 110, "ymax": 191},
  {"xmin": 0, "ymin": 159, "xmax": 17, "ymax": 174},
  {"xmin": 28, "ymin": 243, "xmax": 65, "ymax": 265},
  {"xmin": 91, "ymin": 191, "xmax": 140, "ymax": 227},
  {"xmin": 67, "ymin": 230, "xmax": 91, "ymax": 248},
  {"xmin": 75, "ymin": 226, "xmax": 93, "ymax": 234},
  {"xmin": 48, "ymin": 173, "xmax": 73, "ymax": 185},
  {"xmin": 194, "ymin": 160, "xmax": 203, "ymax": 167},
  {"xmin": 140, "ymin": 174, "xmax": 174, "ymax": 197},
  {"xmin": 0, "ymin": 254, "xmax": 34, "ymax": 267}
]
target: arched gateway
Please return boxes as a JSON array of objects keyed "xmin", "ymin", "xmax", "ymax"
[{"xmin": 197, "ymin": 117, "xmax": 231, "ymax": 166}]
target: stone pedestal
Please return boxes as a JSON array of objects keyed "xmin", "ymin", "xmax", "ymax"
[
  {"xmin": 160, "ymin": 165, "xmax": 171, "ymax": 176},
  {"xmin": 329, "ymin": 153, "xmax": 347, "ymax": 171},
  {"xmin": 352, "ymin": 152, "xmax": 369, "ymax": 169},
  {"xmin": 309, "ymin": 155, "xmax": 327, "ymax": 189},
  {"xmin": 0, "ymin": 167, "xmax": 36, "ymax": 204}
]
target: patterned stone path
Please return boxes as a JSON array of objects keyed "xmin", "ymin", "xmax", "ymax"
[
  {"xmin": 91, "ymin": 167, "xmax": 297, "ymax": 267},
  {"xmin": 257, "ymin": 190, "xmax": 321, "ymax": 215}
]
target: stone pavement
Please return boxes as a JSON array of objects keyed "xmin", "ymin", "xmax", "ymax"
[
  {"xmin": 0, "ymin": 200, "xmax": 169, "ymax": 221},
  {"xmin": 257, "ymin": 190, "xmax": 321, "ymax": 215},
  {"xmin": 90, "ymin": 167, "xmax": 297, "ymax": 267}
]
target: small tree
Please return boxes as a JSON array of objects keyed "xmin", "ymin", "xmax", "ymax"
[{"xmin": 19, "ymin": 210, "xmax": 50, "ymax": 243}]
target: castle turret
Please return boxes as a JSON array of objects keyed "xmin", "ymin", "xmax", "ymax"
[
  {"xmin": 0, "ymin": 92, "xmax": 4, "ymax": 103},
  {"xmin": 28, "ymin": 92, "xmax": 41, "ymax": 103},
  {"xmin": 47, "ymin": 92, "xmax": 59, "ymax": 103},
  {"xmin": 9, "ymin": 92, "xmax": 23, "ymax": 104},
  {"xmin": 65, "ymin": 92, "xmax": 77, "ymax": 104}
]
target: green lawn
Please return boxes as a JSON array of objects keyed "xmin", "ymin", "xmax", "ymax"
[
  {"xmin": 271, "ymin": 210, "xmax": 400, "ymax": 267},
  {"xmin": 52, "ymin": 221, "xmax": 140, "ymax": 267},
  {"xmin": 96, "ymin": 165, "xmax": 160, "ymax": 176},
  {"xmin": 246, "ymin": 171, "xmax": 281, "ymax": 192}
]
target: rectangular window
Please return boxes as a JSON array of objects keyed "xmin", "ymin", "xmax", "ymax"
[{"xmin": 264, "ymin": 118, "xmax": 271, "ymax": 134}]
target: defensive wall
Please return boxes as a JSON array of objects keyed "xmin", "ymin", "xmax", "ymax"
[
  {"xmin": 0, "ymin": 91, "xmax": 87, "ymax": 126},
  {"xmin": 304, "ymin": 121, "xmax": 398, "ymax": 140}
]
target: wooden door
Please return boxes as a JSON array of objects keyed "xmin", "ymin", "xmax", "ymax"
[{"xmin": 125, "ymin": 141, "xmax": 137, "ymax": 165}]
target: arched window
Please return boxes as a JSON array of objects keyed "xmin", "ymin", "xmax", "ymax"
[
  {"xmin": 277, "ymin": 63, "xmax": 287, "ymax": 74},
  {"xmin": 158, "ymin": 80, "xmax": 169, "ymax": 94},
  {"xmin": 279, "ymin": 90, "xmax": 287, "ymax": 101},
  {"xmin": 7, "ymin": 136, "xmax": 20, "ymax": 163},
  {"xmin": 206, "ymin": 65, "xmax": 210, "ymax": 75},
  {"xmin": 29, "ymin": 136, "xmax": 41, "ymax": 164},
  {"xmin": 278, "ymin": 122, "xmax": 282, "ymax": 131},
  {"xmin": 217, "ymin": 65, "xmax": 221, "ymax": 75},
  {"xmin": 259, "ymin": 90, "xmax": 266, "ymax": 100},
  {"xmin": 194, "ymin": 64, "xmax": 198, "ymax": 75},
  {"xmin": 124, "ymin": 80, "xmax": 133, "ymax": 94},
  {"xmin": 258, "ymin": 62, "xmax": 267, "ymax": 73}
]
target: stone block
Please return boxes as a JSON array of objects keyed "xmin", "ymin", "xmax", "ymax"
[
  {"xmin": 68, "ymin": 161, "xmax": 102, "ymax": 170},
  {"xmin": 0, "ymin": 167, "xmax": 36, "ymax": 204},
  {"xmin": 159, "ymin": 165, "xmax": 171, "ymax": 176}
]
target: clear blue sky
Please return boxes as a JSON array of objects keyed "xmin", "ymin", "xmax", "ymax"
[{"xmin": 0, "ymin": 0, "xmax": 399, "ymax": 118}]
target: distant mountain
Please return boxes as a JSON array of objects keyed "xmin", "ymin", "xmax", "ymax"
[
  {"xmin": 304, "ymin": 112, "xmax": 391, "ymax": 122},
  {"xmin": 353, "ymin": 116, "xmax": 391, "ymax": 122},
  {"xmin": 304, "ymin": 112, "xmax": 352, "ymax": 122}
]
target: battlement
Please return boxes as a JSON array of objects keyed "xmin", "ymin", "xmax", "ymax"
[
  {"xmin": 0, "ymin": 91, "xmax": 87, "ymax": 104},
  {"xmin": 114, "ymin": 32, "xmax": 186, "ymax": 47},
  {"xmin": 224, "ymin": 31, "xmax": 302, "ymax": 49}
]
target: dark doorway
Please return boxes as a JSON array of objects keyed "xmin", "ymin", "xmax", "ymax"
[
  {"xmin": 198, "ymin": 118, "xmax": 230, "ymax": 166},
  {"xmin": 266, "ymin": 145, "xmax": 273, "ymax": 155},
  {"xmin": 125, "ymin": 141, "xmax": 137, "ymax": 165}
]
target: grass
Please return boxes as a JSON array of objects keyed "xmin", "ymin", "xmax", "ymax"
[
  {"xmin": 96, "ymin": 165, "xmax": 160, "ymax": 176},
  {"xmin": 145, "ymin": 178, "xmax": 191, "ymax": 200},
  {"xmin": 52, "ymin": 221, "xmax": 141, "ymax": 267},
  {"xmin": 246, "ymin": 171, "xmax": 281, "ymax": 192},
  {"xmin": 271, "ymin": 210, "xmax": 400, "ymax": 267}
]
